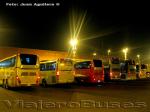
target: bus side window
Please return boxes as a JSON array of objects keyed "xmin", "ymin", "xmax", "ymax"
[
  {"xmin": 0, "ymin": 57, "xmax": 16, "ymax": 68},
  {"xmin": 40, "ymin": 64, "xmax": 46, "ymax": 71},
  {"xmin": 9, "ymin": 57, "xmax": 16, "ymax": 67},
  {"xmin": 46, "ymin": 63, "xmax": 56, "ymax": 70}
]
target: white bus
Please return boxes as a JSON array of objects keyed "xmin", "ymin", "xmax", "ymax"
[
  {"xmin": 103, "ymin": 57, "xmax": 121, "ymax": 81},
  {"xmin": 120, "ymin": 59, "xmax": 136, "ymax": 80},
  {"xmin": 40, "ymin": 58, "xmax": 74, "ymax": 86},
  {"xmin": 0, "ymin": 54, "xmax": 40, "ymax": 88}
]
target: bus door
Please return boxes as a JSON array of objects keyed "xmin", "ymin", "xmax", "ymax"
[
  {"xmin": 92, "ymin": 59, "xmax": 104, "ymax": 83},
  {"xmin": 120, "ymin": 62, "xmax": 128, "ymax": 79},
  {"xmin": 46, "ymin": 62, "xmax": 57, "ymax": 84},
  {"xmin": 40, "ymin": 61, "xmax": 57, "ymax": 85},
  {"xmin": 57, "ymin": 59, "xmax": 74, "ymax": 83}
]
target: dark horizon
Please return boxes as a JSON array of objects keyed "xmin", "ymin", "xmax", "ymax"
[{"xmin": 0, "ymin": 0, "xmax": 150, "ymax": 62}]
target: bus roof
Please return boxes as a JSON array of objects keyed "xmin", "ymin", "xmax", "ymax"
[
  {"xmin": 40, "ymin": 58, "xmax": 72, "ymax": 63},
  {"xmin": 40, "ymin": 60, "xmax": 56, "ymax": 63},
  {"xmin": 73, "ymin": 59, "xmax": 96, "ymax": 63}
]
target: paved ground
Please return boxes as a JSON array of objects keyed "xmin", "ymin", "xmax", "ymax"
[{"xmin": 0, "ymin": 79, "xmax": 150, "ymax": 112}]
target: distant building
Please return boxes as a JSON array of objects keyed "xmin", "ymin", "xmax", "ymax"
[
  {"xmin": 0, "ymin": 47, "xmax": 128, "ymax": 62},
  {"xmin": 0, "ymin": 47, "xmax": 68, "ymax": 61}
]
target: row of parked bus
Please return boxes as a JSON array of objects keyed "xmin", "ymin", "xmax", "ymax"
[
  {"xmin": 39, "ymin": 58, "xmax": 105, "ymax": 86},
  {"xmin": 0, "ymin": 53, "xmax": 104, "ymax": 88},
  {"xmin": 103, "ymin": 57, "xmax": 137, "ymax": 81},
  {"xmin": 0, "ymin": 53, "xmax": 149, "ymax": 89},
  {"xmin": 104, "ymin": 57, "xmax": 150, "ymax": 81}
]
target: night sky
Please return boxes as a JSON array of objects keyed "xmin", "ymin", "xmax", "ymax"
[{"xmin": 0, "ymin": 0, "xmax": 150, "ymax": 62}]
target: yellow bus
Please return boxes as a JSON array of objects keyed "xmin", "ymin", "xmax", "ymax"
[
  {"xmin": 40, "ymin": 58, "xmax": 74, "ymax": 87},
  {"xmin": 0, "ymin": 53, "xmax": 40, "ymax": 88},
  {"xmin": 140, "ymin": 64, "xmax": 147, "ymax": 79}
]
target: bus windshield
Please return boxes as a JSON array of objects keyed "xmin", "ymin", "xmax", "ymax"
[
  {"xmin": 74, "ymin": 61, "xmax": 91, "ymax": 69},
  {"xmin": 20, "ymin": 54, "xmax": 37, "ymax": 65},
  {"xmin": 127, "ymin": 60, "xmax": 135, "ymax": 65},
  {"xmin": 93, "ymin": 60, "xmax": 102, "ymax": 67},
  {"xmin": 141, "ymin": 64, "xmax": 147, "ymax": 69},
  {"xmin": 111, "ymin": 57, "xmax": 120, "ymax": 64},
  {"xmin": 112, "ymin": 64, "xmax": 120, "ymax": 71},
  {"xmin": 129, "ymin": 66, "xmax": 136, "ymax": 71}
]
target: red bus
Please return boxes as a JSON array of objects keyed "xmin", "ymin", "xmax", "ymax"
[{"xmin": 74, "ymin": 59, "xmax": 104, "ymax": 83}]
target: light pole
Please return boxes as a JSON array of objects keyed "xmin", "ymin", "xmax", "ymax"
[
  {"xmin": 123, "ymin": 48, "xmax": 128, "ymax": 60},
  {"xmin": 70, "ymin": 38, "xmax": 78, "ymax": 58},
  {"xmin": 107, "ymin": 49, "xmax": 111, "ymax": 64},
  {"xmin": 137, "ymin": 54, "xmax": 140, "ymax": 64}
]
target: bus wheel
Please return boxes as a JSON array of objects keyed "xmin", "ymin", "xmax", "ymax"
[
  {"xmin": 75, "ymin": 78, "xmax": 82, "ymax": 85},
  {"xmin": 42, "ymin": 79, "xmax": 47, "ymax": 87}
]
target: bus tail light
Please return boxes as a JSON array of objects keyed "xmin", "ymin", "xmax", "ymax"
[
  {"xmin": 37, "ymin": 76, "xmax": 40, "ymax": 81},
  {"xmin": 16, "ymin": 76, "xmax": 19, "ymax": 80},
  {"xmin": 73, "ymin": 71, "xmax": 76, "ymax": 76},
  {"xmin": 36, "ymin": 76, "xmax": 40, "ymax": 86},
  {"xmin": 110, "ymin": 72, "xmax": 113, "ymax": 77},
  {"xmin": 56, "ymin": 65, "xmax": 60, "ymax": 80},
  {"xmin": 37, "ymin": 76, "xmax": 40, "ymax": 79},
  {"xmin": 56, "ymin": 71, "xmax": 60, "ymax": 76},
  {"xmin": 56, "ymin": 71, "xmax": 60, "ymax": 80},
  {"xmin": 16, "ymin": 75, "xmax": 21, "ymax": 83}
]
